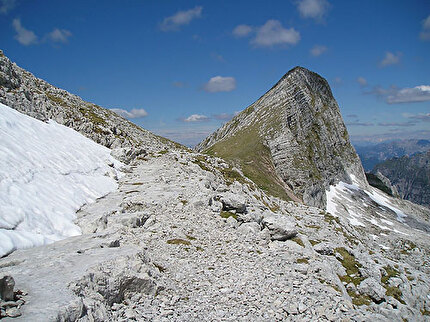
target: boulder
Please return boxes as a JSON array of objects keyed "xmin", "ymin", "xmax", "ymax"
[
  {"xmin": 261, "ymin": 215, "xmax": 297, "ymax": 241},
  {"xmin": 358, "ymin": 278, "xmax": 386, "ymax": 303},
  {"xmin": 0, "ymin": 276, "xmax": 15, "ymax": 301},
  {"xmin": 219, "ymin": 193, "xmax": 247, "ymax": 214}
]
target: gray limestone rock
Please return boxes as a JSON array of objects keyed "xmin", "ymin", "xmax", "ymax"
[
  {"xmin": 196, "ymin": 67, "xmax": 367, "ymax": 208},
  {"xmin": 0, "ymin": 275, "xmax": 15, "ymax": 301},
  {"xmin": 219, "ymin": 193, "xmax": 247, "ymax": 214},
  {"xmin": 261, "ymin": 214, "xmax": 297, "ymax": 241},
  {"xmin": 358, "ymin": 278, "xmax": 386, "ymax": 303}
]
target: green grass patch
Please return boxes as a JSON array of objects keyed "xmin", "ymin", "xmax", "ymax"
[
  {"xmin": 205, "ymin": 123, "xmax": 291, "ymax": 201},
  {"xmin": 297, "ymin": 258, "xmax": 309, "ymax": 264},
  {"xmin": 292, "ymin": 237, "xmax": 305, "ymax": 247},
  {"xmin": 46, "ymin": 92, "xmax": 67, "ymax": 107},
  {"xmin": 335, "ymin": 247, "xmax": 364, "ymax": 287},
  {"xmin": 167, "ymin": 239, "xmax": 191, "ymax": 246},
  {"xmin": 309, "ymin": 239, "xmax": 320, "ymax": 246},
  {"xmin": 220, "ymin": 211, "xmax": 238, "ymax": 220}
]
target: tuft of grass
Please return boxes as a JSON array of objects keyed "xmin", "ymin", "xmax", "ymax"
[
  {"xmin": 46, "ymin": 92, "xmax": 67, "ymax": 107},
  {"xmin": 381, "ymin": 265, "xmax": 400, "ymax": 284},
  {"xmin": 309, "ymin": 239, "xmax": 320, "ymax": 246},
  {"xmin": 292, "ymin": 237, "xmax": 305, "ymax": 247},
  {"xmin": 297, "ymin": 258, "xmax": 309, "ymax": 264},
  {"xmin": 186, "ymin": 235, "xmax": 196, "ymax": 240},
  {"xmin": 349, "ymin": 292, "xmax": 371, "ymax": 306},
  {"xmin": 335, "ymin": 247, "xmax": 364, "ymax": 287},
  {"xmin": 167, "ymin": 239, "xmax": 191, "ymax": 246},
  {"xmin": 380, "ymin": 265, "xmax": 404, "ymax": 304},
  {"xmin": 220, "ymin": 211, "xmax": 238, "ymax": 220}
]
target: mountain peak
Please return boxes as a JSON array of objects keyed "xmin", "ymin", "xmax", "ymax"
[{"xmin": 196, "ymin": 68, "xmax": 366, "ymax": 208}]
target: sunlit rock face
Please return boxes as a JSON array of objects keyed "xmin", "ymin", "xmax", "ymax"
[{"xmin": 197, "ymin": 67, "xmax": 367, "ymax": 208}]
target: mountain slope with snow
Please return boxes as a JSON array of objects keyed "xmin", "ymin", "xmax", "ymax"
[{"xmin": 0, "ymin": 103, "xmax": 122, "ymax": 257}]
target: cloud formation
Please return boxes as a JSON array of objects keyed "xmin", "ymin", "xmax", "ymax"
[
  {"xmin": 0, "ymin": 0, "xmax": 15, "ymax": 14},
  {"xmin": 346, "ymin": 122, "xmax": 374, "ymax": 126},
  {"xmin": 183, "ymin": 114, "xmax": 209, "ymax": 122},
  {"xmin": 420, "ymin": 14, "xmax": 430, "ymax": 41},
  {"xmin": 160, "ymin": 6, "xmax": 202, "ymax": 31},
  {"xmin": 357, "ymin": 77, "xmax": 367, "ymax": 87},
  {"xmin": 369, "ymin": 85, "xmax": 430, "ymax": 104},
  {"xmin": 203, "ymin": 76, "xmax": 236, "ymax": 93},
  {"xmin": 46, "ymin": 28, "xmax": 72, "ymax": 43},
  {"xmin": 251, "ymin": 20, "xmax": 300, "ymax": 47},
  {"xmin": 386, "ymin": 85, "xmax": 430, "ymax": 104},
  {"xmin": 378, "ymin": 121, "xmax": 416, "ymax": 127},
  {"xmin": 380, "ymin": 51, "xmax": 401, "ymax": 67},
  {"xmin": 12, "ymin": 18, "xmax": 37, "ymax": 45},
  {"xmin": 233, "ymin": 24, "xmax": 253, "ymax": 37},
  {"xmin": 403, "ymin": 113, "xmax": 430, "ymax": 122},
  {"xmin": 111, "ymin": 108, "xmax": 148, "ymax": 119},
  {"xmin": 310, "ymin": 45, "xmax": 327, "ymax": 56},
  {"xmin": 296, "ymin": 0, "xmax": 330, "ymax": 22}
]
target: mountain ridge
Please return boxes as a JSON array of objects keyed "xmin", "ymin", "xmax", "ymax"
[{"xmin": 0, "ymin": 49, "xmax": 183, "ymax": 164}]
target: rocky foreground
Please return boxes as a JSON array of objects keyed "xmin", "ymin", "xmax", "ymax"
[{"xmin": 1, "ymin": 151, "xmax": 429, "ymax": 321}]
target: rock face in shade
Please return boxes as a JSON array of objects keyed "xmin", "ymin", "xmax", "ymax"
[
  {"xmin": 0, "ymin": 50, "xmax": 181, "ymax": 162},
  {"xmin": 196, "ymin": 67, "xmax": 367, "ymax": 208}
]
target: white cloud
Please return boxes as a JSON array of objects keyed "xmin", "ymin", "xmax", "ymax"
[
  {"xmin": 310, "ymin": 45, "xmax": 327, "ymax": 56},
  {"xmin": 184, "ymin": 114, "xmax": 209, "ymax": 122},
  {"xmin": 357, "ymin": 77, "xmax": 367, "ymax": 87},
  {"xmin": 12, "ymin": 18, "xmax": 38, "ymax": 46},
  {"xmin": 233, "ymin": 24, "xmax": 253, "ymax": 37},
  {"xmin": 251, "ymin": 20, "xmax": 300, "ymax": 47},
  {"xmin": 203, "ymin": 76, "xmax": 236, "ymax": 93},
  {"xmin": 403, "ymin": 113, "xmax": 430, "ymax": 122},
  {"xmin": 0, "ymin": 0, "xmax": 16, "ymax": 14},
  {"xmin": 160, "ymin": 6, "xmax": 202, "ymax": 31},
  {"xmin": 46, "ymin": 28, "xmax": 72, "ymax": 43},
  {"xmin": 296, "ymin": 0, "xmax": 330, "ymax": 22},
  {"xmin": 111, "ymin": 108, "xmax": 148, "ymax": 119},
  {"xmin": 386, "ymin": 85, "xmax": 430, "ymax": 104},
  {"xmin": 420, "ymin": 14, "xmax": 430, "ymax": 41},
  {"xmin": 380, "ymin": 51, "xmax": 401, "ymax": 67}
]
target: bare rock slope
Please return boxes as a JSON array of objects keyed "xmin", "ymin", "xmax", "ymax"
[{"xmin": 196, "ymin": 67, "xmax": 366, "ymax": 208}]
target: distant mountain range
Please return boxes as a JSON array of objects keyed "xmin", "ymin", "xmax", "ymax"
[
  {"xmin": 355, "ymin": 139, "xmax": 430, "ymax": 171},
  {"xmin": 371, "ymin": 150, "xmax": 430, "ymax": 208}
]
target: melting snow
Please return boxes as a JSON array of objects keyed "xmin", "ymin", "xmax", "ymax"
[
  {"xmin": 0, "ymin": 103, "xmax": 122, "ymax": 257},
  {"xmin": 326, "ymin": 173, "xmax": 408, "ymax": 231}
]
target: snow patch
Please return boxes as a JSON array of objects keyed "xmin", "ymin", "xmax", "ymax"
[{"xmin": 0, "ymin": 103, "xmax": 122, "ymax": 257}]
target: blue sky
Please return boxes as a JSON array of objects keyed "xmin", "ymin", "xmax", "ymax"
[{"xmin": 1, "ymin": 0, "xmax": 429, "ymax": 146}]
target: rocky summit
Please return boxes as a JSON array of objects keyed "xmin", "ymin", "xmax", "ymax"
[
  {"xmin": 196, "ymin": 67, "xmax": 366, "ymax": 209},
  {"xmin": 0, "ymin": 52, "xmax": 430, "ymax": 321}
]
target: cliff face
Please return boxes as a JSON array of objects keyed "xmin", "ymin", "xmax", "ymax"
[
  {"xmin": 372, "ymin": 150, "xmax": 430, "ymax": 208},
  {"xmin": 196, "ymin": 67, "xmax": 366, "ymax": 208},
  {"xmin": 0, "ymin": 50, "xmax": 181, "ymax": 162}
]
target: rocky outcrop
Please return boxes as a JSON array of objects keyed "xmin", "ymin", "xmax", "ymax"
[
  {"xmin": 196, "ymin": 67, "xmax": 366, "ymax": 208},
  {"xmin": 0, "ymin": 50, "xmax": 182, "ymax": 162},
  {"xmin": 372, "ymin": 150, "xmax": 430, "ymax": 208}
]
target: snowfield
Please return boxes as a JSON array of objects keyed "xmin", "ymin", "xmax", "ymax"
[{"xmin": 0, "ymin": 103, "xmax": 122, "ymax": 257}]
